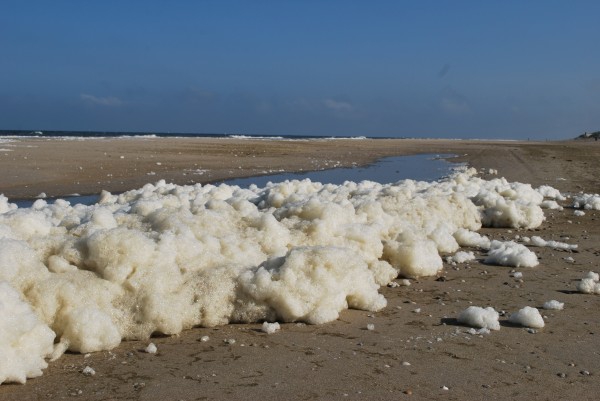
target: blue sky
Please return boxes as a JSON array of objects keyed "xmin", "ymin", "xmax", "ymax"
[{"xmin": 1, "ymin": 1, "xmax": 599, "ymax": 139}]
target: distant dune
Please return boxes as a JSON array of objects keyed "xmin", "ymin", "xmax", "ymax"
[{"xmin": 576, "ymin": 131, "xmax": 600, "ymax": 140}]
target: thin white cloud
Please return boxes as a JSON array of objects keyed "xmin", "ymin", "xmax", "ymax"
[
  {"xmin": 441, "ymin": 97, "xmax": 471, "ymax": 115},
  {"xmin": 179, "ymin": 88, "xmax": 219, "ymax": 104},
  {"xmin": 80, "ymin": 94, "xmax": 123, "ymax": 106},
  {"xmin": 323, "ymin": 98, "xmax": 353, "ymax": 112},
  {"xmin": 440, "ymin": 87, "xmax": 471, "ymax": 116}
]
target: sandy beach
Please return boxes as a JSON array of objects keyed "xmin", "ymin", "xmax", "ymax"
[
  {"xmin": 1, "ymin": 137, "xmax": 597, "ymax": 200},
  {"xmin": 1, "ymin": 137, "xmax": 599, "ymax": 400}
]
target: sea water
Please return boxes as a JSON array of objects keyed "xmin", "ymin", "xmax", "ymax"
[{"xmin": 221, "ymin": 154, "xmax": 455, "ymax": 188}]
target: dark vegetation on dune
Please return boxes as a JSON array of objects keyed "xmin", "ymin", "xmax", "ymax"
[{"xmin": 576, "ymin": 131, "xmax": 600, "ymax": 140}]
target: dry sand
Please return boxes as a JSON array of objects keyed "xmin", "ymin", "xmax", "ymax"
[{"xmin": 0, "ymin": 137, "xmax": 599, "ymax": 400}]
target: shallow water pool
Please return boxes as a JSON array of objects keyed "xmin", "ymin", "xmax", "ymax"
[
  {"xmin": 221, "ymin": 154, "xmax": 458, "ymax": 188},
  {"xmin": 13, "ymin": 154, "xmax": 459, "ymax": 208}
]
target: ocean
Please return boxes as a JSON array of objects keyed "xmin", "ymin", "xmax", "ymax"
[{"xmin": 0, "ymin": 129, "xmax": 391, "ymax": 140}]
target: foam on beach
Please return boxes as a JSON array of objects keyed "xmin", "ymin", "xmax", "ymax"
[
  {"xmin": 0, "ymin": 282, "xmax": 55, "ymax": 384},
  {"xmin": 542, "ymin": 300, "xmax": 564, "ymax": 310},
  {"xmin": 529, "ymin": 236, "xmax": 578, "ymax": 251},
  {"xmin": 0, "ymin": 168, "xmax": 565, "ymax": 383},
  {"xmin": 446, "ymin": 251, "xmax": 476, "ymax": 264},
  {"xmin": 457, "ymin": 306, "xmax": 500, "ymax": 330},
  {"xmin": 484, "ymin": 240, "xmax": 539, "ymax": 268},
  {"xmin": 572, "ymin": 193, "xmax": 600, "ymax": 210},
  {"xmin": 576, "ymin": 271, "xmax": 600, "ymax": 294},
  {"xmin": 508, "ymin": 306, "xmax": 545, "ymax": 328}
]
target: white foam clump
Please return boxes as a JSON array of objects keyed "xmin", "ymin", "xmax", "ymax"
[
  {"xmin": 0, "ymin": 195, "xmax": 17, "ymax": 214},
  {"xmin": 529, "ymin": 236, "xmax": 578, "ymax": 251},
  {"xmin": 0, "ymin": 282, "xmax": 55, "ymax": 384},
  {"xmin": 144, "ymin": 343, "xmax": 157, "ymax": 353},
  {"xmin": 0, "ymin": 169, "xmax": 554, "ymax": 381},
  {"xmin": 585, "ymin": 271, "xmax": 600, "ymax": 281},
  {"xmin": 82, "ymin": 366, "xmax": 95, "ymax": 376},
  {"xmin": 241, "ymin": 246, "xmax": 388, "ymax": 324},
  {"xmin": 572, "ymin": 193, "xmax": 600, "ymax": 210},
  {"xmin": 383, "ymin": 236, "xmax": 443, "ymax": 278},
  {"xmin": 574, "ymin": 210, "xmax": 585, "ymax": 217},
  {"xmin": 540, "ymin": 200, "xmax": 563, "ymax": 210},
  {"xmin": 577, "ymin": 272, "xmax": 600, "ymax": 294},
  {"xmin": 457, "ymin": 306, "xmax": 500, "ymax": 331},
  {"xmin": 261, "ymin": 322, "xmax": 280, "ymax": 334},
  {"xmin": 472, "ymin": 179, "xmax": 546, "ymax": 229},
  {"xmin": 453, "ymin": 228, "xmax": 491, "ymax": 250},
  {"xmin": 467, "ymin": 327, "xmax": 490, "ymax": 335},
  {"xmin": 509, "ymin": 306, "xmax": 545, "ymax": 328},
  {"xmin": 484, "ymin": 240, "xmax": 539, "ymax": 267},
  {"xmin": 447, "ymin": 251, "xmax": 476, "ymax": 264},
  {"xmin": 543, "ymin": 300, "xmax": 564, "ymax": 310},
  {"xmin": 536, "ymin": 185, "xmax": 566, "ymax": 201}
]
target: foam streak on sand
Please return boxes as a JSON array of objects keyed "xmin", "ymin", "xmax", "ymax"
[{"xmin": 0, "ymin": 168, "xmax": 561, "ymax": 383}]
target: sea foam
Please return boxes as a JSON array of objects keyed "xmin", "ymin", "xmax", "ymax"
[{"xmin": 0, "ymin": 168, "xmax": 560, "ymax": 383}]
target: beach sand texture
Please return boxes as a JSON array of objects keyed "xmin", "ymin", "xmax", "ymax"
[{"xmin": 0, "ymin": 138, "xmax": 599, "ymax": 400}]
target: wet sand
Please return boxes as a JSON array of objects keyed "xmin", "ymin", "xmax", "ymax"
[{"xmin": 0, "ymin": 137, "xmax": 599, "ymax": 400}]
